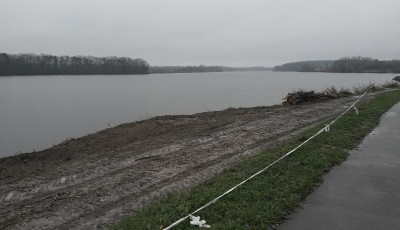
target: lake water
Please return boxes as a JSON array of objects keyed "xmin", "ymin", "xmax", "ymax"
[{"xmin": 0, "ymin": 71, "xmax": 395, "ymax": 158}]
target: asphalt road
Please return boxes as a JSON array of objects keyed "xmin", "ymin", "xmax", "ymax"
[{"xmin": 278, "ymin": 102, "xmax": 400, "ymax": 230}]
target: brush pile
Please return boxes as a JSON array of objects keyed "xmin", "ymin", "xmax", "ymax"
[{"xmin": 283, "ymin": 90, "xmax": 338, "ymax": 105}]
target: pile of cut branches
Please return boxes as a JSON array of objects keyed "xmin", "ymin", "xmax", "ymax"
[{"xmin": 283, "ymin": 90, "xmax": 338, "ymax": 105}]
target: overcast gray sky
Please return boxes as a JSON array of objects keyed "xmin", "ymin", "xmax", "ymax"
[{"xmin": 1, "ymin": 0, "xmax": 399, "ymax": 67}]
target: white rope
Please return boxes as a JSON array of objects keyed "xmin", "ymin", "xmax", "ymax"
[
  {"xmin": 354, "ymin": 106, "xmax": 359, "ymax": 115},
  {"xmin": 373, "ymin": 84, "xmax": 400, "ymax": 91},
  {"xmin": 162, "ymin": 85, "xmax": 374, "ymax": 230}
]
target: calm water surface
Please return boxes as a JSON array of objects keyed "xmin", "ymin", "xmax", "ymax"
[{"xmin": 0, "ymin": 71, "xmax": 395, "ymax": 157}]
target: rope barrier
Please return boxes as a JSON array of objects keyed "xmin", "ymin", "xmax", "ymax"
[{"xmin": 163, "ymin": 85, "xmax": 374, "ymax": 230}]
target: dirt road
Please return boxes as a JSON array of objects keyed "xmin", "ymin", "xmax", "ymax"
[{"xmin": 0, "ymin": 94, "xmax": 376, "ymax": 229}]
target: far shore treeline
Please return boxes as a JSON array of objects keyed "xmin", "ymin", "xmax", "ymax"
[
  {"xmin": 273, "ymin": 56, "xmax": 400, "ymax": 73},
  {"xmin": 149, "ymin": 65, "xmax": 223, "ymax": 74},
  {"xmin": 0, "ymin": 53, "xmax": 149, "ymax": 76},
  {"xmin": 0, "ymin": 52, "xmax": 272, "ymax": 76},
  {"xmin": 2, "ymin": 53, "xmax": 399, "ymax": 76},
  {"xmin": 149, "ymin": 66, "xmax": 272, "ymax": 73}
]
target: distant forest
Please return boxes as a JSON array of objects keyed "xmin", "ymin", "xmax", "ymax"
[
  {"xmin": 273, "ymin": 60, "xmax": 334, "ymax": 72},
  {"xmin": 0, "ymin": 52, "xmax": 274, "ymax": 76},
  {"xmin": 221, "ymin": 66, "xmax": 272, "ymax": 72},
  {"xmin": 329, "ymin": 56, "xmax": 400, "ymax": 73},
  {"xmin": 273, "ymin": 57, "xmax": 400, "ymax": 73},
  {"xmin": 149, "ymin": 65, "xmax": 272, "ymax": 74},
  {"xmin": 0, "ymin": 53, "xmax": 149, "ymax": 76},
  {"xmin": 149, "ymin": 65, "xmax": 223, "ymax": 74}
]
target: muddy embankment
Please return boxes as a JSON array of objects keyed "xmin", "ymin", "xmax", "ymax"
[{"xmin": 0, "ymin": 93, "xmax": 378, "ymax": 229}]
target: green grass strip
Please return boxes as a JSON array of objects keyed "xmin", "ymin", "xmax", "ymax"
[{"xmin": 114, "ymin": 89, "xmax": 400, "ymax": 230}]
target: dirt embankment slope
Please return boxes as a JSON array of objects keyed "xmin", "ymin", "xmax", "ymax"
[{"xmin": 0, "ymin": 94, "xmax": 376, "ymax": 229}]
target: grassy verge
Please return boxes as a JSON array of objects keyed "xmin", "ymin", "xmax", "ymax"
[{"xmin": 114, "ymin": 89, "xmax": 400, "ymax": 230}]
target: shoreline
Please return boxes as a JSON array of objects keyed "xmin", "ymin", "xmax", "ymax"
[{"xmin": 0, "ymin": 91, "xmax": 389, "ymax": 229}]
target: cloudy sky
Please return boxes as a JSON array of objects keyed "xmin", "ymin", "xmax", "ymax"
[{"xmin": 1, "ymin": 0, "xmax": 399, "ymax": 67}]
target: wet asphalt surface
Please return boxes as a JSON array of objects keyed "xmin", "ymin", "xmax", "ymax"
[{"xmin": 278, "ymin": 102, "xmax": 400, "ymax": 230}]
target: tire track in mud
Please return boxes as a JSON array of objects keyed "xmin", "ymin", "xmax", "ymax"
[{"xmin": 0, "ymin": 95, "xmax": 375, "ymax": 229}]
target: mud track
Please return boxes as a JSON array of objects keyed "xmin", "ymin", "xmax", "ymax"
[{"xmin": 0, "ymin": 94, "xmax": 377, "ymax": 229}]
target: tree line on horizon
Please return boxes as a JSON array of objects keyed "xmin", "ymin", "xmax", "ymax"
[
  {"xmin": 149, "ymin": 65, "xmax": 223, "ymax": 74},
  {"xmin": 273, "ymin": 56, "xmax": 400, "ymax": 73},
  {"xmin": 273, "ymin": 60, "xmax": 334, "ymax": 72},
  {"xmin": 0, "ymin": 53, "xmax": 253, "ymax": 76},
  {"xmin": 149, "ymin": 65, "xmax": 273, "ymax": 73},
  {"xmin": 0, "ymin": 53, "xmax": 149, "ymax": 76},
  {"xmin": 329, "ymin": 56, "xmax": 400, "ymax": 73}
]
